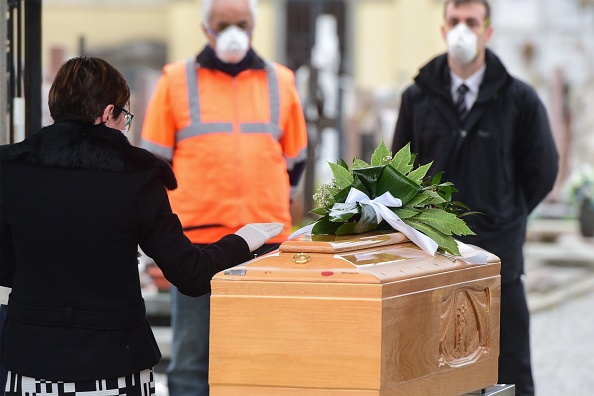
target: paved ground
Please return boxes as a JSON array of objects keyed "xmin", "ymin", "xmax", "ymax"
[
  {"xmin": 523, "ymin": 220, "xmax": 594, "ymax": 395},
  {"xmin": 531, "ymin": 292, "xmax": 594, "ymax": 395},
  {"xmin": 149, "ymin": 218, "xmax": 594, "ymax": 395},
  {"xmin": 524, "ymin": 224, "xmax": 594, "ymax": 313}
]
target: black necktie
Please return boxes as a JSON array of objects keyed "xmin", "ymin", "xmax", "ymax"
[{"xmin": 455, "ymin": 84, "xmax": 469, "ymax": 119}]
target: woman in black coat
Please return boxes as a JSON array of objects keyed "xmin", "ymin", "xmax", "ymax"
[{"xmin": 0, "ymin": 56, "xmax": 282, "ymax": 396}]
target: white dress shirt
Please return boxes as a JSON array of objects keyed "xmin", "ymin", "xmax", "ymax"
[{"xmin": 450, "ymin": 64, "xmax": 486, "ymax": 112}]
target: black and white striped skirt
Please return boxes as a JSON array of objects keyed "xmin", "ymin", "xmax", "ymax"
[{"xmin": 4, "ymin": 368, "xmax": 155, "ymax": 396}]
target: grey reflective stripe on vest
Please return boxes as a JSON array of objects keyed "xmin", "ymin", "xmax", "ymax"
[
  {"xmin": 177, "ymin": 58, "xmax": 282, "ymax": 143},
  {"xmin": 285, "ymin": 146, "xmax": 307, "ymax": 171},
  {"xmin": 140, "ymin": 139, "xmax": 174, "ymax": 162}
]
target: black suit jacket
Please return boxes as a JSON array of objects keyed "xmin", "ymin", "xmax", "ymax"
[{"xmin": 392, "ymin": 50, "xmax": 559, "ymax": 283}]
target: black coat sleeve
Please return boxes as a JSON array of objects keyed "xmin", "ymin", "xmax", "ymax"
[
  {"xmin": 0, "ymin": 162, "xmax": 16, "ymax": 290},
  {"xmin": 136, "ymin": 176, "xmax": 252, "ymax": 297},
  {"xmin": 513, "ymin": 84, "xmax": 559, "ymax": 214},
  {"xmin": 392, "ymin": 87, "xmax": 415, "ymax": 153}
]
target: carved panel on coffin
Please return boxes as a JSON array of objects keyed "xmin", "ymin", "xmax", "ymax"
[{"xmin": 439, "ymin": 286, "xmax": 492, "ymax": 367}]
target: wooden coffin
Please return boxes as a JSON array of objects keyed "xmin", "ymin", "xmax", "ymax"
[{"xmin": 209, "ymin": 231, "xmax": 501, "ymax": 396}]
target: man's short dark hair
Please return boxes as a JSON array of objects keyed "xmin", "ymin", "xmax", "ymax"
[{"xmin": 444, "ymin": 0, "xmax": 491, "ymax": 24}]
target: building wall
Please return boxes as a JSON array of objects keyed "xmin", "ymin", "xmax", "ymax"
[
  {"xmin": 41, "ymin": 0, "xmax": 444, "ymax": 91},
  {"xmin": 166, "ymin": 1, "xmax": 202, "ymax": 63},
  {"xmin": 32, "ymin": 0, "xmax": 594, "ymax": 211},
  {"xmin": 38, "ymin": 0, "xmax": 594, "ymax": 94},
  {"xmin": 42, "ymin": 1, "xmax": 170, "ymax": 65},
  {"xmin": 354, "ymin": 0, "xmax": 444, "ymax": 90},
  {"xmin": 43, "ymin": 0, "xmax": 282, "ymax": 69}
]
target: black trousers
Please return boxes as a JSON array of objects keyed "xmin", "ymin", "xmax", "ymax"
[{"xmin": 498, "ymin": 276, "xmax": 534, "ymax": 396}]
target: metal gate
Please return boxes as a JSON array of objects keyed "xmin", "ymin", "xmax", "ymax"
[{"xmin": 2, "ymin": 0, "xmax": 42, "ymax": 144}]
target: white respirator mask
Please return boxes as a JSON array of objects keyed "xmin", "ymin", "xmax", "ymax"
[
  {"xmin": 446, "ymin": 23, "xmax": 478, "ymax": 65},
  {"xmin": 213, "ymin": 25, "xmax": 250, "ymax": 64}
]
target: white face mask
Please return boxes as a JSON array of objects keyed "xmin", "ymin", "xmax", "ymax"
[
  {"xmin": 213, "ymin": 25, "xmax": 250, "ymax": 64},
  {"xmin": 446, "ymin": 23, "xmax": 478, "ymax": 65}
]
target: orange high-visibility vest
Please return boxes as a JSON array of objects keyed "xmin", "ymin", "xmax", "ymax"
[{"xmin": 141, "ymin": 57, "xmax": 307, "ymax": 243}]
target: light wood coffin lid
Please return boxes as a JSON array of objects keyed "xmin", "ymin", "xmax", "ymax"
[{"xmin": 212, "ymin": 231, "xmax": 501, "ymax": 285}]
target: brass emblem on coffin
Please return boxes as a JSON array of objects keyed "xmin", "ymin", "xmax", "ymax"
[
  {"xmin": 439, "ymin": 287, "xmax": 491, "ymax": 367},
  {"xmin": 292, "ymin": 252, "xmax": 311, "ymax": 264}
]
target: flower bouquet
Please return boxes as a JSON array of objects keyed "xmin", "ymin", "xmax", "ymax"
[
  {"xmin": 564, "ymin": 164, "xmax": 594, "ymax": 237},
  {"xmin": 565, "ymin": 164, "xmax": 594, "ymax": 209},
  {"xmin": 306, "ymin": 141, "xmax": 475, "ymax": 256}
]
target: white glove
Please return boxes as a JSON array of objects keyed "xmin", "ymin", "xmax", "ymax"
[{"xmin": 234, "ymin": 222, "xmax": 284, "ymax": 252}]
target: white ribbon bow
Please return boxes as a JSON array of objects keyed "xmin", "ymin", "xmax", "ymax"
[{"xmin": 343, "ymin": 188, "xmax": 438, "ymax": 256}]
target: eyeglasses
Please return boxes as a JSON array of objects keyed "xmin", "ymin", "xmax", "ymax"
[{"xmin": 116, "ymin": 105, "xmax": 134, "ymax": 127}]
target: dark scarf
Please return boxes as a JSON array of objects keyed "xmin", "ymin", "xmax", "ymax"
[{"xmin": 204, "ymin": 45, "xmax": 258, "ymax": 76}]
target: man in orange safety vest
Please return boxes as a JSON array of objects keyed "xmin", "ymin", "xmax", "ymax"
[{"xmin": 140, "ymin": 0, "xmax": 308, "ymax": 394}]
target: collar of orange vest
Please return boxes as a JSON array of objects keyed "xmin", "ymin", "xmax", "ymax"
[{"xmin": 197, "ymin": 45, "xmax": 266, "ymax": 76}]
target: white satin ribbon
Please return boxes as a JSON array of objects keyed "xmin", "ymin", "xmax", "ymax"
[
  {"xmin": 343, "ymin": 188, "xmax": 438, "ymax": 256},
  {"xmin": 288, "ymin": 223, "xmax": 315, "ymax": 240},
  {"xmin": 454, "ymin": 241, "xmax": 488, "ymax": 265}
]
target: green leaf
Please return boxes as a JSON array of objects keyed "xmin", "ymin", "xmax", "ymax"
[
  {"xmin": 411, "ymin": 208, "xmax": 475, "ymax": 236},
  {"xmin": 332, "ymin": 186, "xmax": 352, "ymax": 204},
  {"xmin": 327, "ymin": 187, "xmax": 341, "ymax": 197},
  {"xmin": 439, "ymin": 186, "xmax": 453, "ymax": 202},
  {"xmin": 419, "ymin": 190, "xmax": 446, "ymax": 206},
  {"xmin": 334, "ymin": 206, "xmax": 378, "ymax": 235},
  {"xmin": 376, "ymin": 164, "xmax": 422, "ymax": 205},
  {"xmin": 401, "ymin": 218, "xmax": 461, "ymax": 255},
  {"xmin": 352, "ymin": 158, "xmax": 370, "ymax": 169},
  {"xmin": 391, "ymin": 207, "xmax": 420, "ymax": 219},
  {"xmin": 335, "ymin": 222, "xmax": 357, "ymax": 235},
  {"xmin": 352, "ymin": 166, "xmax": 385, "ymax": 198},
  {"xmin": 406, "ymin": 162, "xmax": 432, "ymax": 184},
  {"xmin": 311, "ymin": 216, "xmax": 342, "ymax": 234},
  {"xmin": 436, "ymin": 181, "xmax": 456, "ymax": 189},
  {"xmin": 370, "ymin": 140, "xmax": 392, "ymax": 166},
  {"xmin": 431, "ymin": 172, "xmax": 443, "ymax": 185},
  {"xmin": 328, "ymin": 203, "xmax": 359, "ymax": 222},
  {"xmin": 452, "ymin": 201, "xmax": 472, "ymax": 212},
  {"xmin": 354, "ymin": 203, "xmax": 379, "ymax": 233},
  {"xmin": 328, "ymin": 161, "xmax": 354, "ymax": 190},
  {"xmin": 389, "ymin": 142, "xmax": 414, "ymax": 174},
  {"xmin": 405, "ymin": 191, "xmax": 434, "ymax": 207},
  {"xmin": 309, "ymin": 207, "xmax": 330, "ymax": 216},
  {"xmin": 352, "ymin": 178, "xmax": 369, "ymax": 196}
]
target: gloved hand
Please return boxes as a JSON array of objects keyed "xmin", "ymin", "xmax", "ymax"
[{"xmin": 234, "ymin": 222, "xmax": 284, "ymax": 252}]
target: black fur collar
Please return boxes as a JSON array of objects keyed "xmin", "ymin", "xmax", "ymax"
[{"xmin": 0, "ymin": 120, "xmax": 177, "ymax": 190}]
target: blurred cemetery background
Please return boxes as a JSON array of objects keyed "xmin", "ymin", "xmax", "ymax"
[
  {"xmin": 3, "ymin": 2, "xmax": 594, "ymax": 394},
  {"xmin": 3, "ymin": 0, "xmax": 594, "ymax": 227}
]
